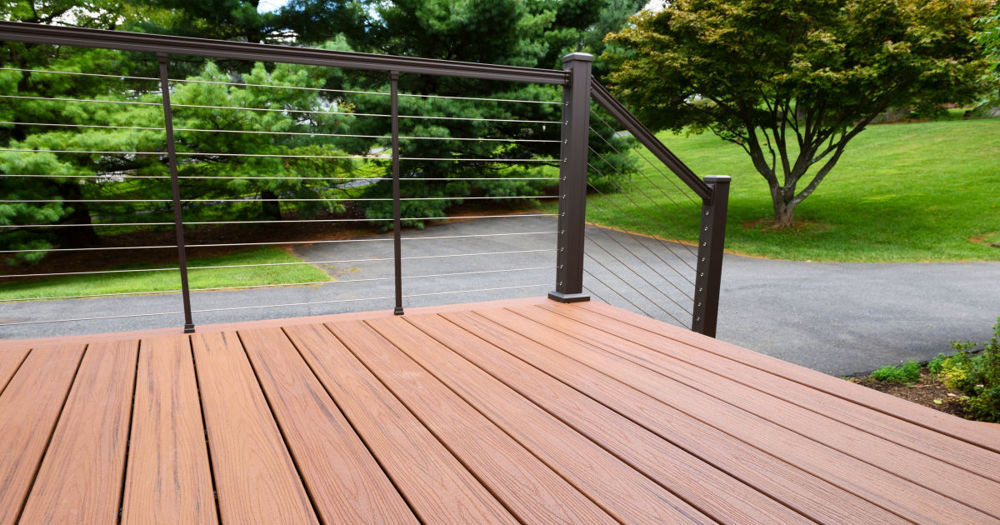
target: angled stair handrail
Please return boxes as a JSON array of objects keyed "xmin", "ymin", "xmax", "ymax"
[{"xmin": 589, "ymin": 80, "xmax": 713, "ymax": 202}]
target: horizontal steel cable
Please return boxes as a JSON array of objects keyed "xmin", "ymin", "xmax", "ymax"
[
  {"xmin": 0, "ymin": 66, "xmax": 159, "ymax": 81},
  {"xmin": 0, "ymin": 67, "xmax": 561, "ymax": 105},
  {"xmin": 0, "ymin": 213, "xmax": 553, "ymax": 229},
  {"xmin": 1, "ymin": 196, "xmax": 556, "ymax": 203},
  {"xmin": 0, "ymin": 148, "xmax": 387, "ymax": 159},
  {"xmin": 171, "ymin": 76, "xmax": 389, "ymax": 96},
  {"xmin": 186, "ymin": 283, "xmax": 551, "ymax": 316},
  {"xmin": 0, "ymin": 288, "xmax": 184, "ymax": 302},
  {"xmin": 0, "ymin": 309, "xmax": 183, "ymax": 327},
  {"xmin": 0, "ymin": 149, "xmax": 558, "ymax": 163},
  {"xmin": 0, "ymin": 94, "xmax": 559, "ymax": 124},
  {"xmin": 0, "ymin": 248, "xmax": 556, "ymax": 302},
  {"xmin": 0, "ymin": 122, "xmax": 559, "ymax": 145},
  {"xmin": 0, "ymin": 268, "xmax": 548, "ymax": 300},
  {"xmin": 399, "ymin": 92, "xmax": 560, "ymax": 105},
  {"xmin": 0, "ymin": 250, "xmax": 553, "ymax": 281},
  {"xmin": 172, "ymin": 102, "xmax": 559, "ymax": 124},
  {"xmin": 0, "ymin": 121, "xmax": 165, "ymax": 131},
  {"xmin": 0, "ymin": 94, "xmax": 159, "ymax": 106},
  {"xmin": 0, "ymin": 281, "xmax": 545, "ymax": 326},
  {"xmin": 0, "ymin": 231, "xmax": 552, "ymax": 254},
  {"xmin": 400, "ymin": 157, "xmax": 557, "ymax": 163},
  {"xmin": 0, "ymin": 174, "xmax": 557, "ymax": 183}
]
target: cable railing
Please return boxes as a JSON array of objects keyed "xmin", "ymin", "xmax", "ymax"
[
  {"xmin": 582, "ymin": 80, "xmax": 730, "ymax": 335},
  {"xmin": 0, "ymin": 22, "xmax": 728, "ymax": 339}
]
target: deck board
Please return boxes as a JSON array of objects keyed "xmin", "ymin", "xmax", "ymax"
[
  {"xmin": 0, "ymin": 345, "xmax": 84, "ymax": 525},
  {"xmin": 121, "ymin": 336, "xmax": 217, "ymax": 525},
  {"xmin": 191, "ymin": 331, "xmax": 318, "ymax": 525},
  {"xmin": 18, "ymin": 340, "xmax": 137, "ymax": 524},
  {"xmin": 0, "ymin": 347, "xmax": 29, "ymax": 396},
  {"xmin": 3, "ymin": 298, "xmax": 999, "ymax": 524}
]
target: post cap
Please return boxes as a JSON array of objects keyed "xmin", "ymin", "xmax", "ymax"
[
  {"xmin": 703, "ymin": 175, "xmax": 731, "ymax": 184},
  {"xmin": 562, "ymin": 52, "xmax": 594, "ymax": 64}
]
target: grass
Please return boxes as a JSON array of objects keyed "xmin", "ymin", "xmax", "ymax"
[
  {"xmin": 0, "ymin": 247, "xmax": 331, "ymax": 301},
  {"xmin": 574, "ymin": 117, "xmax": 1000, "ymax": 262}
]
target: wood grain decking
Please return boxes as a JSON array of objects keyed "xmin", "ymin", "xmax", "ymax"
[{"xmin": 1, "ymin": 298, "xmax": 999, "ymax": 524}]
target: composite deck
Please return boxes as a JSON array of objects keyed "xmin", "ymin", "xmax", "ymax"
[{"xmin": 0, "ymin": 298, "xmax": 998, "ymax": 524}]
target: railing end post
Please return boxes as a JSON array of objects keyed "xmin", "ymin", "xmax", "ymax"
[{"xmin": 692, "ymin": 175, "xmax": 731, "ymax": 338}]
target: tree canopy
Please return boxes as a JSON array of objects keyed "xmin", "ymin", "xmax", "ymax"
[
  {"xmin": 978, "ymin": 2, "xmax": 1000, "ymax": 82},
  {"xmin": 606, "ymin": 0, "xmax": 991, "ymax": 227}
]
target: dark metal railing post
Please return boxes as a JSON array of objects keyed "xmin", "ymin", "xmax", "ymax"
[
  {"xmin": 692, "ymin": 175, "xmax": 731, "ymax": 337},
  {"xmin": 157, "ymin": 53, "xmax": 195, "ymax": 333},
  {"xmin": 390, "ymin": 70, "xmax": 404, "ymax": 315},
  {"xmin": 548, "ymin": 52, "xmax": 593, "ymax": 303}
]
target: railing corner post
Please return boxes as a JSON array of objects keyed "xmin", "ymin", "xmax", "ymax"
[
  {"xmin": 692, "ymin": 175, "xmax": 731, "ymax": 337},
  {"xmin": 548, "ymin": 52, "xmax": 593, "ymax": 304}
]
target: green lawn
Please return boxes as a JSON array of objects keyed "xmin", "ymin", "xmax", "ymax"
[
  {"xmin": 579, "ymin": 118, "xmax": 1000, "ymax": 262},
  {"xmin": 0, "ymin": 247, "xmax": 331, "ymax": 300}
]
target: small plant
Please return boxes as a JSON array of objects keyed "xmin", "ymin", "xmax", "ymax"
[
  {"xmin": 929, "ymin": 317, "xmax": 1000, "ymax": 422},
  {"xmin": 927, "ymin": 354, "xmax": 947, "ymax": 375},
  {"xmin": 871, "ymin": 360, "xmax": 921, "ymax": 383}
]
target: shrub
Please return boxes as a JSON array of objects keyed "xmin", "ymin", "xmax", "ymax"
[
  {"xmin": 871, "ymin": 360, "xmax": 921, "ymax": 383},
  {"xmin": 932, "ymin": 317, "xmax": 1000, "ymax": 422},
  {"xmin": 939, "ymin": 352, "xmax": 978, "ymax": 392}
]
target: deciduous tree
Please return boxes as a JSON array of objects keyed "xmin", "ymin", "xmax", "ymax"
[{"xmin": 606, "ymin": 0, "xmax": 990, "ymax": 227}]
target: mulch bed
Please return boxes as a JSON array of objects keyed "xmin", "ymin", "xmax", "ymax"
[{"xmin": 848, "ymin": 370, "xmax": 967, "ymax": 418}]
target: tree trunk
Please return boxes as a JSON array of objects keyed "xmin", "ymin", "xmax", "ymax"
[
  {"xmin": 261, "ymin": 190, "xmax": 281, "ymax": 220},
  {"xmin": 55, "ymin": 182, "xmax": 99, "ymax": 247},
  {"xmin": 773, "ymin": 200, "xmax": 796, "ymax": 229},
  {"xmin": 770, "ymin": 186, "xmax": 797, "ymax": 229}
]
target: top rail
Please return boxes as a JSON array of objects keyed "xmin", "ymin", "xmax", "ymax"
[
  {"xmin": 0, "ymin": 22, "xmax": 569, "ymax": 85},
  {"xmin": 589, "ymin": 80, "xmax": 712, "ymax": 201}
]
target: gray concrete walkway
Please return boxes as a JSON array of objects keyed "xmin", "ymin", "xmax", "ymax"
[{"xmin": 2, "ymin": 214, "xmax": 997, "ymax": 376}]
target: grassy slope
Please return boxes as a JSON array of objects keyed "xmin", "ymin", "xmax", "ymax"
[
  {"xmin": 0, "ymin": 247, "xmax": 331, "ymax": 300},
  {"xmin": 581, "ymin": 118, "xmax": 1000, "ymax": 262}
]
